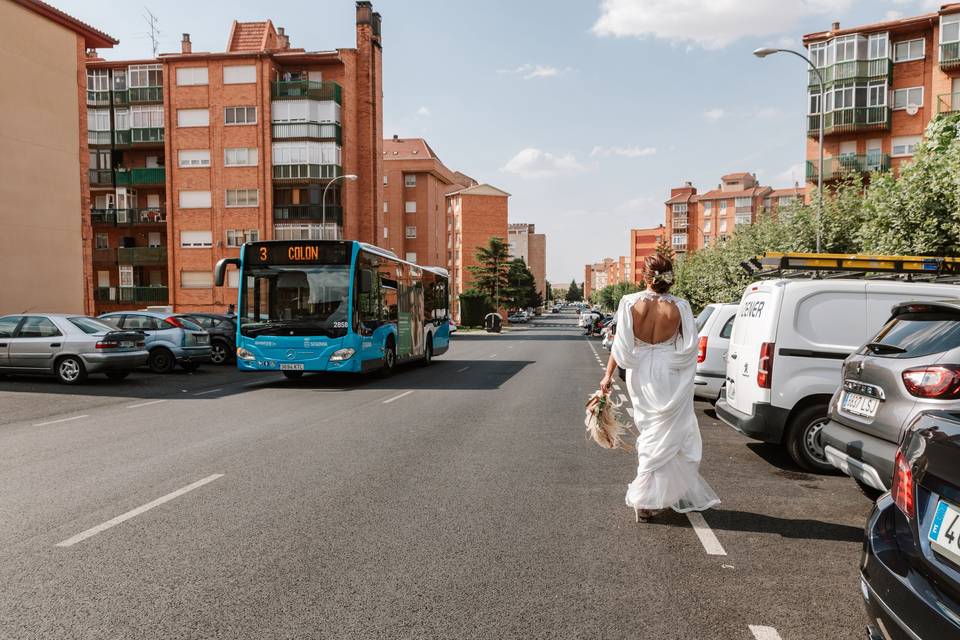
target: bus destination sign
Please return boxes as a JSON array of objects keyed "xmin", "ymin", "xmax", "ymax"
[{"xmin": 245, "ymin": 242, "xmax": 351, "ymax": 266}]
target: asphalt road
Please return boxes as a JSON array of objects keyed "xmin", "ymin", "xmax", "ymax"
[{"xmin": 0, "ymin": 310, "xmax": 872, "ymax": 639}]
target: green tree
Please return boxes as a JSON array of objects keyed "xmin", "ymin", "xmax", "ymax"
[
  {"xmin": 567, "ymin": 279, "xmax": 583, "ymax": 302},
  {"xmin": 545, "ymin": 280, "xmax": 553, "ymax": 303},
  {"xmin": 468, "ymin": 237, "xmax": 511, "ymax": 309},
  {"xmin": 654, "ymin": 235, "xmax": 675, "ymax": 262},
  {"xmin": 593, "ymin": 280, "xmax": 641, "ymax": 312},
  {"xmin": 504, "ymin": 257, "xmax": 537, "ymax": 309}
]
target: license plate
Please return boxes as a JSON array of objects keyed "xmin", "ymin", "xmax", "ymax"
[
  {"xmin": 119, "ymin": 341, "xmax": 134, "ymax": 348},
  {"xmin": 929, "ymin": 500, "xmax": 960, "ymax": 568},
  {"xmin": 280, "ymin": 363, "xmax": 304, "ymax": 371},
  {"xmin": 841, "ymin": 391, "xmax": 879, "ymax": 418}
]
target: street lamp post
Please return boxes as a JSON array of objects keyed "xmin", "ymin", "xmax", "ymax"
[
  {"xmin": 321, "ymin": 173, "xmax": 358, "ymax": 240},
  {"xmin": 754, "ymin": 47, "xmax": 824, "ymax": 253}
]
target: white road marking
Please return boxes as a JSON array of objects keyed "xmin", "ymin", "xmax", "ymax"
[
  {"xmin": 686, "ymin": 512, "xmax": 727, "ymax": 556},
  {"xmin": 489, "ymin": 354, "xmax": 497, "ymax": 358},
  {"xmin": 748, "ymin": 625, "xmax": 783, "ymax": 640},
  {"xmin": 32, "ymin": 415, "xmax": 89, "ymax": 427},
  {"xmin": 126, "ymin": 399, "xmax": 167, "ymax": 409},
  {"xmin": 193, "ymin": 388, "xmax": 223, "ymax": 396},
  {"xmin": 383, "ymin": 390, "xmax": 415, "ymax": 404},
  {"xmin": 618, "ymin": 394, "xmax": 629, "ymax": 404},
  {"xmin": 456, "ymin": 366, "xmax": 469, "ymax": 373},
  {"xmin": 55, "ymin": 474, "xmax": 224, "ymax": 547}
]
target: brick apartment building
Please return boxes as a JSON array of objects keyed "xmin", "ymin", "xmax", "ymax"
[
  {"xmin": 629, "ymin": 224, "xmax": 665, "ymax": 283},
  {"xmin": 507, "ymin": 223, "xmax": 547, "ymax": 300},
  {"xmin": 1, "ymin": 0, "xmax": 116, "ymax": 315},
  {"xmin": 665, "ymin": 173, "xmax": 805, "ymax": 254},
  {"xmin": 803, "ymin": 5, "xmax": 960, "ymax": 184},
  {"xmin": 83, "ymin": 1, "xmax": 383, "ymax": 314}
]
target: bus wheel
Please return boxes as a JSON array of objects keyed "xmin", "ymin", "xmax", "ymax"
[
  {"xmin": 421, "ymin": 337, "xmax": 433, "ymax": 366},
  {"xmin": 380, "ymin": 341, "xmax": 396, "ymax": 376}
]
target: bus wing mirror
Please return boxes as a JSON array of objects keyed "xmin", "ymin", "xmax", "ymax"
[
  {"xmin": 214, "ymin": 258, "xmax": 240, "ymax": 286},
  {"xmin": 360, "ymin": 269, "xmax": 373, "ymax": 294}
]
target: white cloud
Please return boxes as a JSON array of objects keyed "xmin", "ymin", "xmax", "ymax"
[
  {"xmin": 590, "ymin": 145, "xmax": 657, "ymax": 158},
  {"xmin": 592, "ymin": 0, "xmax": 854, "ymax": 49},
  {"xmin": 704, "ymin": 108, "xmax": 726, "ymax": 122},
  {"xmin": 500, "ymin": 148, "xmax": 586, "ymax": 179},
  {"xmin": 497, "ymin": 64, "xmax": 573, "ymax": 79},
  {"xmin": 416, "ymin": 106, "xmax": 431, "ymax": 117}
]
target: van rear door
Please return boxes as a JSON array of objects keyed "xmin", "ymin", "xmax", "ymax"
[{"xmin": 726, "ymin": 282, "xmax": 780, "ymax": 415}]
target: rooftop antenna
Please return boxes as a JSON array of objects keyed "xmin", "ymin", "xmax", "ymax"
[{"xmin": 143, "ymin": 8, "xmax": 160, "ymax": 57}]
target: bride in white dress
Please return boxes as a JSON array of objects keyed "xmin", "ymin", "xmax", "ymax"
[{"xmin": 599, "ymin": 255, "xmax": 720, "ymax": 521}]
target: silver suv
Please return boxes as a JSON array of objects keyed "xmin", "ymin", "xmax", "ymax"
[
  {"xmin": 822, "ymin": 299, "xmax": 960, "ymax": 495},
  {"xmin": 98, "ymin": 311, "xmax": 211, "ymax": 373}
]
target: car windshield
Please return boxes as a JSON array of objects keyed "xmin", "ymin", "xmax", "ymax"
[
  {"xmin": 862, "ymin": 309, "xmax": 960, "ymax": 359},
  {"xmin": 68, "ymin": 316, "xmax": 115, "ymax": 334},
  {"xmin": 239, "ymin": 265, "xmax": 351, "ymax": 338}
]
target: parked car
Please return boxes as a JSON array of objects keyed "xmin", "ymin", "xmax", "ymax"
[
  {"xmin": 448, "ymin": 320, "xmax": 458, "ymax": 334},
  {"xmin": 823, "ymin": 299, "xmax": 960, "ymax": 496},
  {"xmin": 0, "ymin": 314, "xmax": 147, "ymax": 384},
  {"xmin": 98, "ymin": 311, "xmax": 211, "ymax": 373},
  {"xmin": 861, "ymin": 410, "xmax": 960, "ymax": 640},
  {"xmin": 551, "ymin": 306, "xmax": 560, "ymax": 314},
  {"xmin": 579, "ymin": 310, "xmax": 599, "ymax": 328},
  {"xmin": 694, "ymin": 303, "xmax": 738, "ymax": 403},
  {"xmin": 507, "ymin": 312, "xmax": 528, "ymax": 324},
  {"xmin": 182, "ymin": 313, "xmax": 237, "ymax": 365},
  {"xmin": 715, "ymin": 278, "xmax": 960, "ymax": 472}
]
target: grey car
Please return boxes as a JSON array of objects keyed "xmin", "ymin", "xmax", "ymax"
[
  {"xmin": 98, "ymin": 311, "xmax": 211, "ymax": 373},
  {"xmin": 0, "ymin": 314, "xmax": 148, "ymax": 384},
  {"xmin": 822, "ymin": 299, "xmax": 960, "ymax": 496}
]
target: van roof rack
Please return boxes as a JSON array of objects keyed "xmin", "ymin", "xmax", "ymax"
[{"xmin": 745, "ymin": 252, "xmax": 960, "ymax": 283}]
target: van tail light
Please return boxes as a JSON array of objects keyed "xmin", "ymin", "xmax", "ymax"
[
  {"xmin": 697, "ymin": 336, "xmax": 708, "ymax": 363},
  {"xmin": 757, "ymin": 342, "xmax": 774, "ymax": 389},
  {"xmin": 165, "ymin": 316, "xmax": 184, "ymax": 328},
  {"xmin": 890, "ymin": 449, "xmax": 915, "ymax": 519},
  {"xmin": 95, "ymin": 341, "xmax": 117, "ymax": 349},
  {"xmin": 902, "ymin": 365, "xmax": 960, "ymax": 399}
]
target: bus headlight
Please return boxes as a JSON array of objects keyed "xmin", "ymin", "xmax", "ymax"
[
  {"xmin": 329, "ymin": 348, "xmax": 356, "ymax": 362},
  {"xmin": 236, "ymin": 347, "xmax": 256, "ymax": 361}
]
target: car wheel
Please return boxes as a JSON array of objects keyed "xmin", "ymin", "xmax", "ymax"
[
  {"xmin": 282, "ymin": 370, "xmax": 304, "ymax": 380},
  {"xmin": 379, "ymin": 340, "xmax": 396, "ymax": 377},
  {"xmin": 210, "ymin": 340, "xmax": 229, "ymax": 365},
  {"xmin": 148, "ymin": 348, "xmax": 175, "ymax": 374},
  {"xmin": 421, "ymin": 337, "xmax": 433, "ymax": 366},
  {"xmin": 55, "ymin": 356, "xmax": 87, "ymax": 385},
  {"xmin": 785, "ymin": 405, "xmax": 836, "ymax": 473},
  {"xmin": 855, "ymin": 479, "xmax": 884, "ymax": 502},
  {"xmin": 105, "ymin": 370, "xmax": 130, "ymax": 381}
]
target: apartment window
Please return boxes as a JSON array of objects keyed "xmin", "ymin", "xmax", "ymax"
[
  {"xmin": 119, "ymin": 265, "xmax": 134, "ymax": 287},
  {"xmin": 703, "ymin": 220, "xmax": 712, "ymax": 232},
  {"xmin": 87, "ymin": 69, "xmax": 109, "ymax": 92},
  {"xmin": 383, "ymin": 175, "xmax": 388, "ymax": 185},
  {"xmin": 893, "ymin": 39, "xmax": 925, "ymax": 63},
  {"xmin": 227, "ymin": 270, "xmax": 240, "ymax": 288},
  {"xmin": 177, "ymin": 108, "xmax": 209, "ymax": 127},
  {"xmin": 868, "ymin": 33, "xmax": 888, "ymax": 60},
  {"xmin": 226, "ymin": 229, "xmax": 259, "ymax": 247},
  {"xmin": 114, "ymin": 108, "xmax": 130, "ymax": 131},
  {"xmin": 868, "ymin": 81, "xmax": 887, "ymax": 107},
  {"xmin": 702, "ymin": 234, "xmax": 711, "ymax": 246},
  {"xmin": 735, "ymin": 214, "xmax": 752, "ymax": 225},
  {"xmin": 225, "ymin": 189, "xmax": 259, "ymax": 207},
  {"xmin": 406, "ymin": 252, "xmax": 417, "ymax": 263},
  {"xmin": 405, "ymin": 226, "xmax": 417, "ymax": 239},
  {"xmin": 808, "ymin": 90, "xmax": 822, "ymax": 115},
  {"xmin": 893, "ymin": 87, "xmax": 923, "ymax": 110},
  {"xmin": 671, "ymin": 234, "xmax": 686, "ymax": 246},
  {"xmin": 671, "ymin": 203, "xmax": 687, "ymax": 214},
  {"xmin": 384, "ymin": 202, "xmax": 389, "ymax": 213},
  {"xmin": 175, "ymin": 67, "xmax": 208, "ymax": 86},
  {"xmin": 178, "ymin": 149, "xmax": 210, "ymax": 167},
  {"xmin": 734, "ymin": 197, "xmax": 751, "ymax": 209},
  {"xmin": 180, "ymin": 230, "xmax": 213, "ymax": 248},
  {"xmin": 270, "ymin": 99, "xmax": 340, "ymax": 124},
  {"xmin": 404, "ymin": 174, "xmax": 417, "ymax": 187},
  {"xmin": 128, "ymin": 64, "xmax": 162, "ymax": 87},
  {"xmin": 383, "ymin": 227, "xmax": 389, "ymax": 239},
  {"xmin": 891, "ymin": 135, "xmax": 921, "ymax": 157},
  {"xmin": 809, "ymin": 41, "xmax": 831, "ymax": 68},
  {"xmin": 130, "ymin": 105, "xmax": 163, "ymax": 128},
  {"xmin": 179, "ymin": 190, "xmax": 212, "ymax": 208},
  {"xmin": 87, "ymin": 109, "xmax": 110, "ymax": 132},
  {"xmin": 274, "ymin": 223, "xmax": 339, "ymax": 240},
  {"xmin": 702, "ymin": 201, "xmax": 712, "ymax": 213},
  {"xmin": 225, "ymin": 106, "xmax": 256, "ymax": 125},
  {"xmin": 719, "ymin": 201, "xmax": 727, "ymax": 213},
  {"xmin": 95, "ymin": 233, "xmax": 109, "ymax": 249},
  {"xmin": 779, "ymin": 196, "xmax": 797, "ymax": 206},
  {"xmin": 181, "ymin": 271, "xmax": 214, "ymax": 288},
  {"xmin": 405, "ymin": 201, "xmax": 417, "ymax": 213},
  {"xmin": 223, "ymin": 65, "xmax": 256, "ymax": 85},
  {"xmin": 719, "ymin": 219, "xmax": 728, "ymax": 233},
  {"xmin": 833, "ymin": 83, "xmax": 855, "ymax": 109},
  {"xmin": 112, "ymin": 70, "xmax": 127, "ymax": 91},
  {"xmin": 943, "ymin": 16, "xmax": 960, "ymax": 45},
  {"xmin": 272, "ymin": 141, "xmax": 341, "ymax": 165},
  {"xmin": 224, "ymin": 148, "xmax": 258, "ymax": 167},
  {"xmin": 834, "ymin": 35, "xmax": 857, "ymax": 62}
]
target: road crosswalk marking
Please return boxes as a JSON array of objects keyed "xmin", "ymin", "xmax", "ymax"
[{"xmin": 686, "ymin": 512, "xmax": 727, "ymax": 556}]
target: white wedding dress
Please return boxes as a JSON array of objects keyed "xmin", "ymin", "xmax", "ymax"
[{"xmin": 611, "ymin": 291, "xmax": 721, "ymax": 513}]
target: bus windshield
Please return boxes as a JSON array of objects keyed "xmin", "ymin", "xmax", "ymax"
[{"xmin": 240, "ymin": 265, "xmax": 351, "ymax": 338}]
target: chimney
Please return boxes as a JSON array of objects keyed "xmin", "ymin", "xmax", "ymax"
[
  {"xmin": 356, "ymin": 1, "xmax": 373, "ymax": 26},
  {"xmin": 181, "ymin": 33, "xmax": 192, "ymax": 54},
  {"xmin": 277, "ymin": 27, "xmax": 289, "ymax": 50},
  {"xmin": 393, "ymin": 134, "xmax": 398, "ymax": 140},
  {"xmin": 832, "ymin": 21, "xmax": 840, "ymax": 31}
]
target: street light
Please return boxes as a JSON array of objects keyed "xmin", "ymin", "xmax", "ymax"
[
  {"xmin": 322, "ymin": 173, "xmax": 358, "ymax": 240},
  {"xmin": 754, "ymin": 47, "xmax": 823, "ymax": 253}
]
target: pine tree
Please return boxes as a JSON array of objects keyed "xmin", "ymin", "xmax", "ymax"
[
  {"xmin": 468, "ymin": 237, "xmax": 511, "ymax": 309},
  {"xmin": 567, "ymin": 278, "xmax": 582, "ymax": 302}
]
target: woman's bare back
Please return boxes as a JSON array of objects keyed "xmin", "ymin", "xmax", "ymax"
[{"xmin": 631, "ymin": 296, "xmax": 681, "ymax": 344}]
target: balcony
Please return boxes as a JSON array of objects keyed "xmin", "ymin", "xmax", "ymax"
[
  {"xmin": 88, "ymin": 130, "xmax": 112, "ymax": 146},
  {"xmin": 117, "ymin": 246, "xmax": 167, "ymax": 265},
  {"xmin": 130, "ymin": 127, "xmax": 164, "ymax": 145},
  {"xmin": 114, "ymin": 167, "xmax": 165, "ymax": 186},
  {"xmin": 273, "ymin": 204, "xmax": 343, "ymax": 222},
  {"xmin": 807, "ymin": 107, "xmax": 890, "ymax": 137},
  {"xmin": 87, "ymin": 90, "xmax": 110, "ymax": 106},
  {"xmin": 272, "ymin": 164, "xmax": 343, "ymax": 181},
  {"xmin": 91, "ymin": 208, "xmax": 166, "ymax": 226},
  {"xmin": 805, "ymin": 154, "xmax": 891, "ymax": 181},
  {"xmin": 938, "ymin": 93, "xmax": 960, "ymax": 113},
  {"xmin": 128, "ymin": 86, "xmax": 163, "ymax": 103},
  {"xmin": 273, "ymin": 223, "xmax": 342, "ymax": 241},
  {"xmin": 114, "ymin": 130, "xmax": 131, "ymax": 146},
  {"xmin": 808, "ymin": 58, "xmax": 892, "ymax": 87},
  {"xmin": 941, "ymin": 42, "xmax": 960, "ymax": 71},
  {"xmin": 271, "ymin": 122, "xmax": 342, "ymax": 143},
  {"xmin": 271, "ymin": 80, "xmax": 342, "ymax": 104},
  {"xmin": 112, "ymin": 90, "xmax": 129, "ymax": 106},
  {"xmin": 94, "ymin": 286, "xmax": 169, "ymax": 303},
  {"xmin": 735, "ymin": 215, "xmax": 752, "ymax": 226},
  {"xmin": 88, "ymin": 169, "xmax": 114, "ymax": 186}
]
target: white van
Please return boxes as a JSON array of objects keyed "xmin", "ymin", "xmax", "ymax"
[{"xmin": 715, "ymin": 278, "xmax": 959, "ymax": 471}]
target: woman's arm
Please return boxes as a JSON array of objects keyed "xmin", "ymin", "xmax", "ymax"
[{"xmin": 600, "ymin": 352, "xmax": 618, "ymax": 394}]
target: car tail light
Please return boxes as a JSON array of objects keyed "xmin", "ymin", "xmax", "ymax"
[
  {"xmin": 757, "ymin": 342, "xmax": 774, "ymax": 389},
  {"xmin": 901, "ymin": 365, "xmax": 960, "ymax": 399},
  {"xmin": 697, "ymin": 336, "xmax": 708, "ymax": 363},
  {"xmin": 95, "ymin": 341, "xmax": 117, "ymax": 349},
  {"xmin": 891, "ymin": 449, "xmax": 915, "ymax": 519},
  {"xmin": 165, "ymin": 316, "xmax": 184, "ymax": 328}
]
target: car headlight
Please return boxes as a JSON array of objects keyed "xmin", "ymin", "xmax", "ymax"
[
  {"xmin": 236, "ymin": 347, "xmax": 256, "ymax": 361},
  {"xmin": 329, "ymin": 348, "xmax": 356, "ymax": 362}
]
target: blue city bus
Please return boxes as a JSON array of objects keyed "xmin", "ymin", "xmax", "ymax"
[{"xmin": 214, "ymin": 240, "xmax": 450, "ymax": 378}]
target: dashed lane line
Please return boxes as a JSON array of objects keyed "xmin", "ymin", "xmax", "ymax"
[
  {"xmin": 55, "ymin": 474, "xmax": 224, "ymax": 547},
  {"xmin": 193, "ymin": 388, "xmax": 223, "ymax": 396},
  {"xmin": 127, "ymin": 399, "xmax": 168, "ymax": 409},
  {"xmin": 32, "ymin": 415, "xmax": 89, "ymax": 427},
  {"xmin": 686, "ymin": 512, "xmax": 727, "ymax": 556},
  {"xmin": 456, "ymin": 366, "xmax": 470, "ymax": 373},
  {"xmin": 748, "ymin": 626, "xmax": 783, "ymax": 640},
  {"xmin": 382, "ymin": 390, "xmax": 415, "ymax": 404}
]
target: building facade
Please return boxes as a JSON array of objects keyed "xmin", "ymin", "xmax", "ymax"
[
  {"xmin": 1, "ymin": 0, "xmax": 116, "ymax": 315},
  {"xmin": 629, "ymin": 224, "xmax": 665, "ymax": 283},
  {"xmin": 507, "ymin": 223, "xmax": 547, "ymax": 301},
  {"xmin": 83, "ymin": 2, "xmax": 383, "ymax": 314},
  {"xmin": 803, "ymin": 5, "xmax": 960, "ymax": 184}
]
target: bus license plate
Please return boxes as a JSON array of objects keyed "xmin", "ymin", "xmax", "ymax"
[
  {"xmin": 280, "ymin": 363, "xmax": 304, "ymax": 371},
  {"xmin": 930, "ymin": 500, "xmax": 960, "ymax": 568},
  {"xmin": 841, "ymin": 391, "xmax": 878, "ymax": 418}
]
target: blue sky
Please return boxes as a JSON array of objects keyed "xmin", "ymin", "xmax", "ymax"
[{"xmin": 58, "ymin": 0, "xmax": 940, "ymax": 284}]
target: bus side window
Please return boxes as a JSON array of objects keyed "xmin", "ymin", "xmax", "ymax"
[
  {"xmin": 423, "ymin": 272, "xmax": 436, "ymax": 322},
  {"xmin": 380, "ymin": 263, "xmax": 399, "ymax": 323},
  {"xmin": 356, "ymin": 267, "xmax": 381, "ymax": 331}
]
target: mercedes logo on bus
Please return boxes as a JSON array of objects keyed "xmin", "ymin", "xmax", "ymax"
[{"xmin": 286, "ymin": 350, "xmax": 297, "ymax": 360}]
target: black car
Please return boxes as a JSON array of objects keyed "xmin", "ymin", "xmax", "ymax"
[
  {"xmin": 183, "ymin": 313, "xmax": 237, "ymax": 365},
  {"xmin": 861, "ymin": 410, "xmax": 960, "ymax": 640}
]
